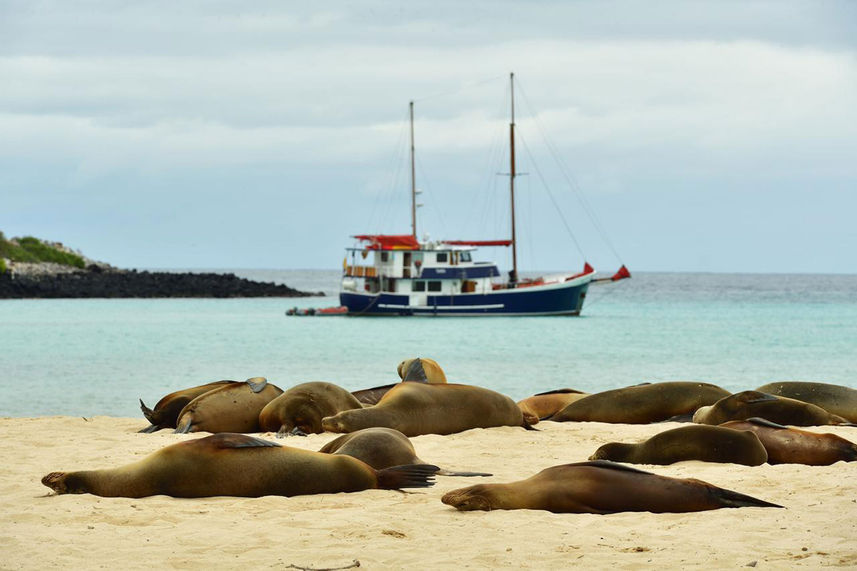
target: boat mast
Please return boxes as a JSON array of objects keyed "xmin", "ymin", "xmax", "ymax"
[
  {"xmin": 410, "ymin": 101, "xmax": 417, "ymax": 240},
  {"xmin": 509, "ymin": 73, "xmax": 518, "ymax": 285}
]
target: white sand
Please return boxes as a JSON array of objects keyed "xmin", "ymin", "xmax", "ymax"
[{"xmin": 3, "ymin": 416, "xmax": 856, "ymax": 569}]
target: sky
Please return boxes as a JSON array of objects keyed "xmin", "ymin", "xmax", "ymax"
[{"xmin": 1, "ymin": 1, "xmax": 856, "ymax": 274}]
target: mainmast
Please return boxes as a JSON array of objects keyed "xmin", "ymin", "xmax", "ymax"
[
  {"xmin": 409, "ymin": 101, "xmax": 417, "ymax": 240},
  {"xmin": 508, "ymin": 73, "xmax": 518, "ymax": 285}
]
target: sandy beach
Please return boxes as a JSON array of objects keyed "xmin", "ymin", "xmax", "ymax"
[{"xmin": 2, "ymin": 416, "xmax": 856, "ymax": 569}]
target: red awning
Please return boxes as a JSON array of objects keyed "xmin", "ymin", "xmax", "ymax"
[
  {"xmin": 440, "ymin": 240, "xmax": 512, "ymax": 247},
  {"xmin": 353, "ymin": 234, "xmax": 420, "ymax": 250}
]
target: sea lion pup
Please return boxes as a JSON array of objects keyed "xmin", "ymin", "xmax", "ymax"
[
  {"xmin": 755, "ymin": 381, "xmax": 857, "ymax": 423},
  {"xmin": 720, "ymin": 418, "xmax": 857, "ymax": 465},
  {"xmin": 258, "ymin": 381, "xmax": 364, "ymax": 437},
  {"xmin": 589, "ymin": 425, "xmax": 768, "ymax": 466},
  {"xmin": 174, "ymin": 377, "xmax": 284, "ymax": 434},
  {"xmin": 318, "ymin": 427, "xmax": 491, "ymax": 476},
  {"xmin": 41, "ymin": 432, "xmax": 439, "ymax": 498},
  {"xmin": 323, "ymin": 382, "xmax": 537, "ymax": 437},
  {"xmin": 352, "ymin": 357, "xmax": 448, "ymax": 406},
  {"xmin": 138, "ymin": 380, "xmax": 233, "ymax": 433},
  {"xmin": 441, "ymin": 460, "xmax": 782, "ymax": 514},
  {"xmin": 517, "ymin": 388, "xmax": 589, "ymax": 421},
  {"xmin": 692, "ymin": 390, "xmax": 852, "ymax": 427},
  {"xmin": 550, "ymin": 381, "xmax": 730, "ymax": 424}
]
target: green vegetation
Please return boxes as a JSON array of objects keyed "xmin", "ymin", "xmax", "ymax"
[
  {"xmin": 0, "ymin": 257, "xmax": 5, "ymax": 274},
  {"xmin": 0, "ymin": 231, "xmax": 86, "ymax": 269}
]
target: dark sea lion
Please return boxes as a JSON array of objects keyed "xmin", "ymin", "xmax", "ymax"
[
  {"xmin": 755, "ymin": 382, "xmax": 857, "ymax": 422},
  {"xmin": 692, "ymin": 390, "xmax": 852, "ymax": 426},
  {"xmin": 720, "ymin": 418, "xmax": 857, "ymax": 465},
  {"xmin": 138, "ymin": 380, "xmax": 233, "ymax": 433},
  {"xmin": 550, "ymin": 382, "xmax": 731, "ymax": 424},
  {"xmin": 323, "ymin": 382, "xmax": 537, "ymax": 437},
  {"xmin": 174, "ymin": 377, "xmax": 284, "ymax": 434},
  {"xmin": 258, "ymin": 381, "xmax": 364, "ymax": 437},
  {"xmin": 589, "ymin": 425, "xmax": 768, "ymax": 466},
  {"xmin": 351, "ymin": 384, "xmax": 397, "ymax": 406},
  {"xmin": 351, "ymin": 357, "xmax": 448, "ymax": 405},
  {"xmin": 41, "ymin": 432, "xmax": 438, "ymax": 498},
  {"xmin": 517, "ymin": 389, "xmax": 589, "ymax": 420},
  {"xmin": 319, "ymin": 427, "xmax": 491, "ymax": 476},
  {"xmin": 441, "ymin": 460, "xmax": 782, "ymax": 513}
]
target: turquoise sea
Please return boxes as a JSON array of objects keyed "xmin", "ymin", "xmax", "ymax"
[{"xmin": 1, "ymin": 270, "xmax": 855, "ymax": 418}]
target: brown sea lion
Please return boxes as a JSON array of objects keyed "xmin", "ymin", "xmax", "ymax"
[
  {"xmin": 322, "ymin": 382, "xmax": 537, "ymax": 437},
  {"xmin": 517, "ymin": 389, "xmax": 589, "ymax": 420},
  {"xmin": 41, "ymin": 432, "xmax": 438, "ymax": 498},
  {"xmin": 692, "ymin": 390, "xmax": 852, "ymax": 427},
  {"xmin": 589, "ymin": 425, "xmax": 768, "ymax": 466},
  {"xmin": 441, "ymin": 460, "xmax": 782, "ymax": 513},
  {"xmin": 174, "ymin": 377, "xmax": 283, "ymax": 434},
  {"xmin": 755, "ymin": 382, "xmax": 857, "ymax": 422},
  {"xmin": 720, "ymin": 418, "xmax": 857, "ymax": 465},
  {"xmin": 258, "ymin": 381, "xmax": 364, "ymax": 437},
  {"xmin": 319, "ymin": 427, "xmax": 491, "ymax": 476},
  {"xmin": 138, "ymin": 380, "xmax": 233, "ymax": 433},
  {"xmin": 550, "ymin": 382, "xmax": 730, "ymax": 424},
  {"xmin": 352, "ymin": 357, "xmax": 449, "ymax": 405}
]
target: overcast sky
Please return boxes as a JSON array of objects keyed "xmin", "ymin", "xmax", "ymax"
[{"xmin": 2, "ymin": 1, "xmax": 855, "ymax": 274}]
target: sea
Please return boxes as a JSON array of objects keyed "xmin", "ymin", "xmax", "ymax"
[{"xmin": 1, "ymin": 270, "xmax": 855, "ymax": 419}]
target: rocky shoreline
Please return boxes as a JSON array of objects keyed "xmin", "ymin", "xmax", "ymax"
[{"xmin": 0, "ymin": 264, "xmax": 321, "ymax": 299}]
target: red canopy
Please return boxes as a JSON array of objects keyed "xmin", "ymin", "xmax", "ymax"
[
  {"xmin": 441, "ymin": 240, "xmax": 512, "ymax": 247},
  {"xmin": 353, "ymin": 234, "xmax": 420, "ymax": 250}
]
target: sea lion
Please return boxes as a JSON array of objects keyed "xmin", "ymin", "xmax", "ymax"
[
  {"xmin": 755, "ymin": 382, "xmax": 857, "ymax": 422},
  {"xmin": 720, "ymin": 418, "xmax": 857, "ymax": 465},
  {"xmin": 41, "ymin": 432, "xmax": 439, "ymax": 498},
  {"xmin": 351, "ymin": 384, "xmax": 397, "ymax": 406},
  {"xmin": 692, "ymin": 390, "xmax": 852, "ymax": 427},
  {"xmin": 441, "ymin": 460, "xmax": 782, "ymax": 513},
  {"xmin": 589, "ymin": 425, "xmax": 768, "ymax": 466},
  {"xmin": 550, "ymin": 382, "xmax": 730, "ymax": 424},
  {"xmin": 517, "ymin": 388, "xmax": 589, "ymax": 420},
  {"xmin": 258, "ymin": 381, "xmax": 364, "ymax": 437},
  {"xmin": 138, "ymin": 380, "xmax": 233, "ymax": 433},
  {"xmin": 352, "ymin": 357, "xmax": 449, "ymax": 405},
  {"xmin": 323, "ymin": 382, "xmax": 537, "ymax": 437},
  {"xmin": 174, "ymin": 377, "xmax": 284, "ymax": 434},
  {"xmin": 318, "ymin": 427, "xmax": 491, "ymax": 476}
]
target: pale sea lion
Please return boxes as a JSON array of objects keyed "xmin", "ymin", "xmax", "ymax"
[
  {"xmin": 258, "ymin": 381, "xmax": 364, "ymax": 437},
  {"xmin": 323, "ymin": 382, "xmax": 537, "ymax": 437},
  {"xmin": 720, "ymin": 418, "xmax": 857, "ymax": 465},
  {"xmin": 174, "ymin": 377, "xmax": 284, "ymax": 434},
  {"xmin": 517, "ymin": 389, "xmax": 589, "ymax": 420},
  {"xmin": 138, "ymin": 380, "xmax": 233, "ymax": 433},
  {"xmin": 42, "ymin": 432, "xmax": 438, "ymax": 498},
  {"xmin": 551, "ymin": 382, "xmax": 730, "ymax": 424},
  {"xmin": 692, "ymin": 390, "xmax": 852, "ymax": 427},
  {"xmin": 441, "ymin": 460, "xmax": 782, "ymax": 513},
  {"xmin": 589, "ymin": 425, "xmax": 768, "ymax": 466},
  {"xmin": 352, "ymin": 357, "xmax": 449, "ymax": 406},
  {"xmin": 319, "ymin": 427, "xmax": 491, "ymax": 476},
  {"xmin": 755, "ymin": 382, "xmax": 857, "ymax": 423}
]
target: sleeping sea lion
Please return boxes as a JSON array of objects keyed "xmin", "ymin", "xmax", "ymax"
[
  {"xmin": 323, "ymin": 382, "xmax": 537, "ymax": 437},
  {"xmin": 318, "ymin": 427, "xmax": 491, "ymax": 476},
  {"xmin": 441, "ymin": 460, "xmax": 782, "ymax": 513},
  {"xmin": 589, "ymin": 425, "xmax": 768, "ymax": 466},
  {"xmin": 720, "ymin": 417, "xmax": 857, "ymax": 465},
  {"xmin": 41, "ymin": 432, "xmax": 438, "ymax": 498},
  {"xmin": 352, "ymin": 357, "xmax": 448, "ymax": 405},
  {"xmin": 550, "ymin": 382, "xmax": 730, "ymax": 424},
  {"xmin": 174, "ymin": 377, "xmax": 283, "ymax": 434},
  {"xmin": 138, "ymin": 380, "xmax": 233, "ymax": 433},
  {"xmin": 517, "ymin": 388, "xmax": 589, "ymax": 420},
  {"xmin": 258, "ymin": 381, "xmax": 364, "ymax": 437},
  {"xmin": 755, "ymin": 382, "xmax": 857, "ymax": 422},
  {"xmin": 692, "ymin": 390, "xmax": 852, "ymax": 427}
]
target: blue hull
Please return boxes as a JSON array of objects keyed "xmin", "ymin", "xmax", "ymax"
[{"xmin": 340, "ymin": 280, "xmax": 590, "ymax": 316}]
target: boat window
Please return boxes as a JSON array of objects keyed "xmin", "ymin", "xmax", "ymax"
[
  {"xmin": 428, "ymin": 281, "xmax": 442, "ymax": 292},
  {"xmin": 380, "ymin": 252, "xmax": 389, "ymax": 262},
  {"xmin": 413, "ymin": 281, "xmax": 426, "ymax": 292},
  {"xmin": 436, "ymin": 252, "xmax": 448, "ymax": 263},
  {"xmin": 460, "ymin": 252, "xmax": 472, "ymax": 262}
]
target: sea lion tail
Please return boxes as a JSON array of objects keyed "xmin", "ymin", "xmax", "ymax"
[
  {"xmin": 436, "ymin": 469, "xmax": 493, "ymax": 477},
  {"xmin": 376, "ymin": 464, "xmax": 440, "ymax": 489},
  {"xmin": 712, "ymin": 488, "xmax": 783, "ymax": 509},
  {"xmin": 139, "ymin": 399, "xmax": 157, "ymax": 424}
]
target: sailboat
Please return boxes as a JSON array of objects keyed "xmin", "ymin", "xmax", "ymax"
[{"xmin": 339, "ymin": 74, "xmax": 629, "ymax": 316}]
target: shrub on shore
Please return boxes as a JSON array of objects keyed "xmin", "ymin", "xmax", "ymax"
[{"xmin": 0, "ymin": 232, "xmax": 86, "ymax": 269}]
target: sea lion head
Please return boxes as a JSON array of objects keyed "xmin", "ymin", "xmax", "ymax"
[
  {"xmin": 588, "ymin": 442, "xmax": 634, "ymax": 462},
  {"xmin": 691, "ymin": 405, "xmax": 711, "ymax": 423},
  {"xmin": 441, "ymin": 484, "xmax": 499, "ymax": 511}
]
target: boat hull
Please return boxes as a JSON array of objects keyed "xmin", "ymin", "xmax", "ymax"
[{"xmin": 340, "ymin": 278, "xmax": 591, "ymax": 316}]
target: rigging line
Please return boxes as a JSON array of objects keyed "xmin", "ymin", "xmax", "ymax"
[
  {"xmin": 367, "ymin": 105, "xmax": 411, "ymax": 234},
  {"xmin": 516, "ymin": 82, "xmax": 625, "ymax": 264},
  {"xmin": 412, "ymin": 74, "xmax": 506, "ymax": 104},
  {"xmin": 518, "ymin": 130, "xmax": 587, "ymax": 261}
]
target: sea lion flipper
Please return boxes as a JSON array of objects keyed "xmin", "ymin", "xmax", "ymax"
[
  {"xmin": 402, "ymin": 359, "xmax": 428, "ymax": 383},
  {"xmin": 375, "ymin": 464, "xmax": 440, "ymax": 489},
  {"xmin": 747, "ymin": 417, "xmax": 789, "ymax": 429},
  {"xmin": 139, "ymin": 399, "xmax": 156, "ymax": 424},
  {"xmin": 138, "ymin": 424, "xmax": 161, "ymax": 434},
  {"xmin": 576, "ymin": 460, "xmax": 654, "ymax": 475},
  {"xmin": 436, "ymin": 469, "xmax": 493, "ymax": 477},
  {"xmin": 174, "ymin": 418, "xmax": 192, "ymax": 434},
  {"xmin": 533, "ymin": 388, "xmax": 586, "ymax": 396},
  {"xmin": 207, "ymin": 433, "xmax": 281, "ymax": 449},
  {"xmin": 709, "ymin": 487, "xmax": 783, "ymax": 509},
  {"xmin": 245, "ymin": 377, "xmax": 268, "ymax": 393},
  {"xmin": 740, "ymin": 391, "xmax": 780, "ymax": 404}
]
